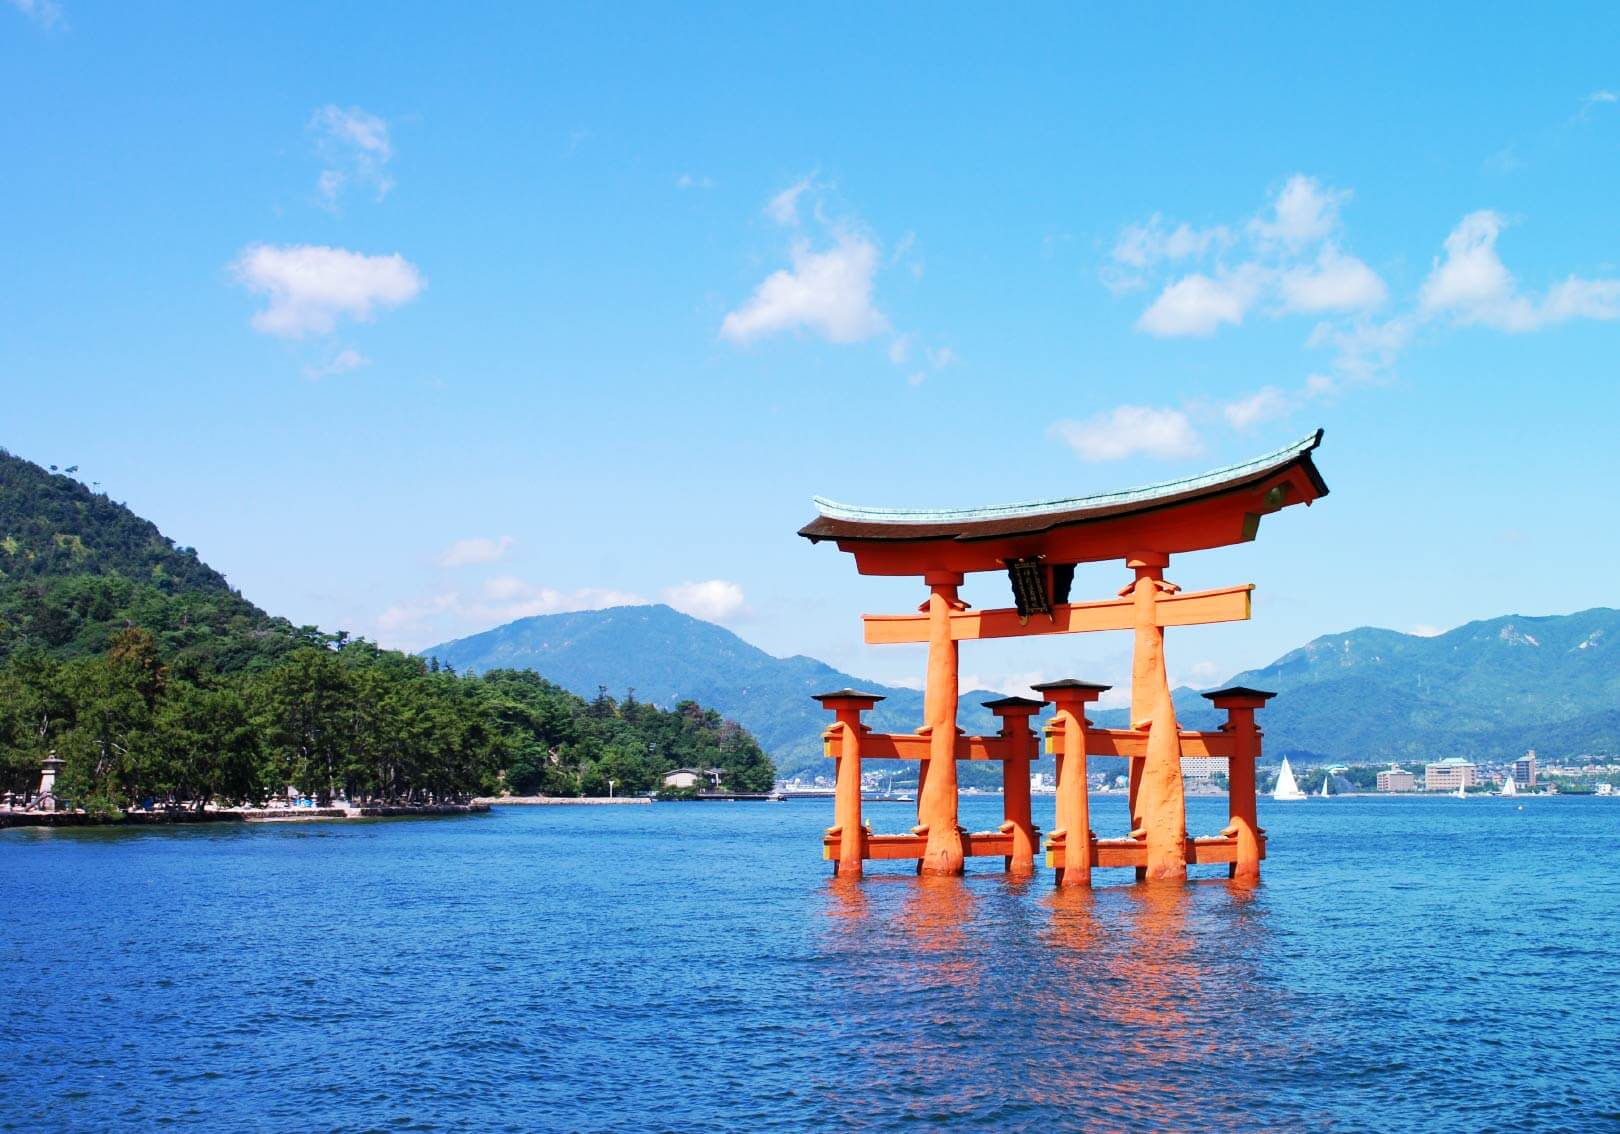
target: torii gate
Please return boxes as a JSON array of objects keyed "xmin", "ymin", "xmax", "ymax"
[{"xmin": 802, "ymin": 431, "xmax": 1328, "ymax": 885}]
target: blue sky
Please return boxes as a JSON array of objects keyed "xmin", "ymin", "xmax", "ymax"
[{"xmin": 4, "ymin": 3, "xmax": 1619, "ymax": 701}]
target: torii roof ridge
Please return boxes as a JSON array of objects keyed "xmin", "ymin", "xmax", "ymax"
[{"xmin": 806, "ymin": 431, "xmax": 1323, "ymax": 530}]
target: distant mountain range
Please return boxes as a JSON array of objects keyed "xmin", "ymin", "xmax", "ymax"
[{"xmin": 423, "ymin": 603, "xmax": 1620, "ymax": 777}]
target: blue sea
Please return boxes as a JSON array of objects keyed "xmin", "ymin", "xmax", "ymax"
[{"xmin": 3, "ymin": 794, "xmax": 1618, "ymax": 1133}]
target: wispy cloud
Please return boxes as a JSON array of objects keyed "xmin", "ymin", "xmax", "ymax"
[
  {"xmin": 5, "ymin": 0, "xmax": 64, "ymax": 30},
  {"xmin": 436, "ymin": 536, "xmax": 515, "ymax": 568},
  {"xmin": 765, "ymin": 175, "xmax": 815, "ymax": 226},
  {"xmin": 676, "ymin": 173, "xmax": 716, "ymax": 190},
  {"xmin": 310, "ymin": 105, "xmax": 394, "ymax": 209},
  {"xmin": 1050, "ymin": 405, "xmax": 1202, "ymax": 462},
  {"xmin": 301, "ymin": 347, "xmax": 371, "ymax": 380},
  {"xmin": 231, "ymin": 244, "xmax": 424, "ymax": 338}
]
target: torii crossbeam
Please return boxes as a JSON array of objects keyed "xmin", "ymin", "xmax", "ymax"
[{"xmin": 801, "ymin": 431, "xmax": 1328, "ymax": 885}]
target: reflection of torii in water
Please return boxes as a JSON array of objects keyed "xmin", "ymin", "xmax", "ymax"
[{"xmin": 805, "ymin": 432, "xmax": 1329, "ymax": 885}]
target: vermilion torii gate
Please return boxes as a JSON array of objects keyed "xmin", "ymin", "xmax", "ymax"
[{"xmin": 802, "ymin": 432, "xmax": 1328, "ymax": 885}]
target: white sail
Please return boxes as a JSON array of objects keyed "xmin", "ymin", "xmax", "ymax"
[
  {"xmin": 1500, "ymin": 775, "xmax": 1518, "ymax": 797},
  {"xmin": 1273, "ymin": 756, "xmax": 1307, "ymax": 801},
  {"xmin": 1318, "ymin": 773, "xmax": 1330, "ymax": 798},
  {"xmin": 1454, "ymin": 779, "xmax": 1468, "ymax": 799}
]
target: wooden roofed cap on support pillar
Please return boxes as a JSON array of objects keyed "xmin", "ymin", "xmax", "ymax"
[
  {"xmin": 1201, "ymin": 686, "xmax": 1278, "ymax": 708},
  {"xmin": 812, "ymin": 688, "xmax": 886, "ymax": 708},
  {"xmin": 798, "ymin": 430, "xmax": 1328, "ymax": 576}
]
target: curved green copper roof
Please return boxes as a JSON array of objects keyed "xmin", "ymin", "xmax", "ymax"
[{"xmin": 811, "ymin": 430, "xmax": 1323, "ymax": 525}]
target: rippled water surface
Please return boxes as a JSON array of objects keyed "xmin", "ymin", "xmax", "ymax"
[{"xmin": 4, "ymin": 794, "xmax": 1619, "ymax": 1133}]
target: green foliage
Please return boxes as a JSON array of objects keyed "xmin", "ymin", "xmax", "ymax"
[
  {"xmin": 477, "ymin": 670, "xmax": 775, "ymax": 796},
  {"xmin": 0, "ymin": 449, "xmax": 774, "ymax": 810}
]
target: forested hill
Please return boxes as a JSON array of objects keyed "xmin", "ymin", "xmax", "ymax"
[
  {"xmin": 0, "ymin": 449, "xmax": 775, "ymax": 812},
  {"xmin": 0, "ymin": 448, "xmax": 304, "ymax": 673},
  {"xmin": 1215, "ymin": 609, "xmax": 1620, "ymax": 762},
  {"xmin": 1, "ymin": 448, "xmax": 246, "ymax": 595}
]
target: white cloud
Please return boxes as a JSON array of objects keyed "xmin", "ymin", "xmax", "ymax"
[
  {"xmin": 1113, "ymin": 214, "xmax": 1233, "ymax": 269},
  {"xmin": 232, "ymin": 244, "xmax": 424, "ymax": 338},
  {"xmin": 1582, "ymin": 90, "xmax": 1618, "ymax": 114},
  {"xmin": 927, "ymin": 346, "xmax": 958, "ymax": 369},
  {"xmin": 1419, "ymin": 210, "xmax": 1620, "ymax": 331},
  {"xmin": 1411, "ymin": 624, "xmax": 1444, "ymax": 638},
  {"xmin": 661, "ymin": 579, "xmax": 748, "ymax": 623},
  {"xmin": 1307, "ymin": 317, "xmax": 1412, "ymax": 383},
  {"xmin": 1136, "ymin": 269, "xmax": 1263, "ymax": 337},
  {"xmin": 310, "ymin": 105, "xmax": 393, "ymax": 207},
  {"xmin": 1305, "ymin": 373, "xmax": 1337, "ymax": 397},
  {"xmin": 1278, "ymin": 246, "xmax": 1387, "ymax": 313},
  {"xmin": 720, "ymin": 233, "xmax": 886, "ymax": 345},
  {"xmin": 888, "ymin": 334, "xmax": 912, "ymax": 365},
  {"xmin": 5, "ymin": 0, "xmax": 63, "ymax": 28},
  {"xmin": 301, "ymin": 347, "xmax": 371, "ymax": 380},
  {"xmin": 765, "ymin": 176, "xmax": 814, "ymax": 226},
  {"xmin": 1051, "ymin": 405, "xmax": 1201, "ymax": 462},
  {"xmin": 436, "ymin": 536, "xmax": 515, "ymax": 568},
  {"xmin": 676, "ymin": 173, "xmax": 716, "ymax": 190},
  {"xmin": 1249, "ymin": 174, "xmax": 1348, "ymax": 250},
  {"xmin": 1223, "ymin": 387, "xmax": 1292, "ymax": 430}
]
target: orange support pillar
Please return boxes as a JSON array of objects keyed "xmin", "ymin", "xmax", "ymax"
[
  {"xmin": 1203, "ymin": 686, "xmax": 1276, "ymax": 885},
  {"xmin": 986, "ymin": 696, "xmax": 1043, "ymax": 874},
  {"xmin": 1035, "ymin": 679, "xmax": 1108, "ymax": 887},
  {"xmin": 1123, "ymin": 553, "xmax": 1188, "ymax": 883},
  {"xmin": 917, "ymin": 571, "xmax": 966, "ymax": 876},
  {"xmin": 813, "ymin": 689, "xmax": 885, "ymax": 878}
]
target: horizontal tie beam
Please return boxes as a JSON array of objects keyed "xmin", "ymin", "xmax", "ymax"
[
  {"xmin": 1044, "ymin": 723, "xmax": 1238, "ymax": 760},
  {"xmin": 822, "ymin": 731, "xmax": 1022, "ymax": 761},
  {"xmin": 826, "ymin": 726, "xmax": 1244, "ymax": 761},
  {"xmin": 861, "ymin": 584, "xmax": 1253, "ymax": 645}
]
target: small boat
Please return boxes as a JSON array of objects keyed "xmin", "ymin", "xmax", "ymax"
[
  {"xmin": 1453, "ymin": 780, "xmax": 1468, "ymax": 799},
  {"xmin": 1273, "ymin": 756, "xmax": 1307, "ymax": 801},
  {"xmin": 1499, "ymin": 775, "xmax": 1517, "ymax": 797},
  {"xmin": 1318, "ymin": 773, "xmax": 1331, "ymax": 798}
]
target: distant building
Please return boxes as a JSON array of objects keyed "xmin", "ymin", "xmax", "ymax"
[
  {"xmin": 1377, "ymin": 766, "xmax": 1416, "ymax": 793},
  {"xmin": 1425, "ymin": 757, "xmax": 1477, "ymax": 791},
  {"xmin": 1513, "ymin": 751, "xmax": 1538, "ymax": 787},
  {"xmin": 1181, "ymin": 756, "xmax": 1228, "ymax": 784},
  {"xmin": 661, "ymin": 767, "xmax": 724, "ymax": 790}
]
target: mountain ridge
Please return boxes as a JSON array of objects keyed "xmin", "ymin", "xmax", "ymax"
[{"xmin": 424, "ymin": 602, "xmax": 1620, "ymax": 776}]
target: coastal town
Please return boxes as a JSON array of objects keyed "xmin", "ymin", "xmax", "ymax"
[{"xmin": 779, "ymin": 748, "xmax": 1620, "ymax": 800}]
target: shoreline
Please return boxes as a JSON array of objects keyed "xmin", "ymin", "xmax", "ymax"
[
  {"xmin": 0, "ymin": 802, "xmax": 490, "ymax": 830},
  {"xmin": 478, "ymin": 795, "xmax": 651, "ymax": 805}
]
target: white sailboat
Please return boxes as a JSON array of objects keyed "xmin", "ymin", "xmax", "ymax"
[
  {"xmin": 1273, "ymin": 756, "xmax": 1307, "ymax": 801},
  {"xmin": 1500, "ymin": 775, "xmax": 1518, "ymax": 797},
  {"xmin": 1453, "ymin": 779, "xmax": 1468, "ymax": 799},
  {"xmin": 1318, "ymin": 773, "xmax": 1331, "ymax": 798}
]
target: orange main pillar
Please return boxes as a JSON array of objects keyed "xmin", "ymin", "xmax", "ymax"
[
  {"xmin": 1123, "ymin": 552, "xmax": 1188, "ymax": 882},
  {"xmin": 917, "ymin": 570, "xmax": 966, "ymax": 875},
  {"xmin": 986, "ymin": 696, "xmax": 1043, "ymax": 874},
  {"xmin": 814, "ymin": 689, "xmax": 884, "ymax": 878},
  {"xmin": 1204, "ymin": 686, "xmax": 1275, "ymax": 885},
  {"xmin": 1035, "ymin": 680, "xmax": 1108, "ymax": 887}
]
